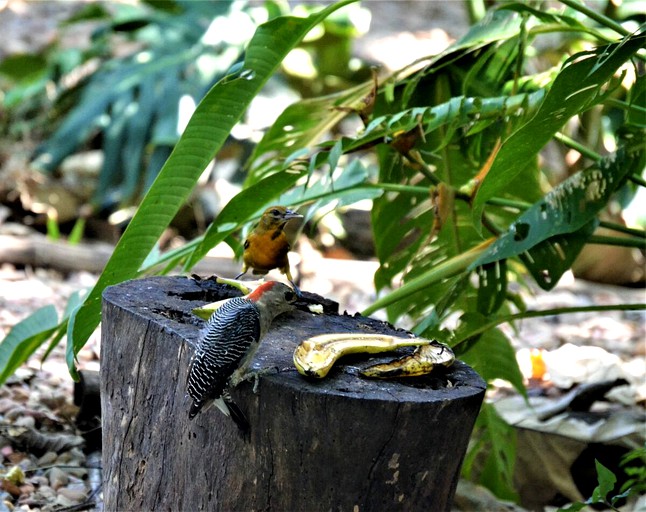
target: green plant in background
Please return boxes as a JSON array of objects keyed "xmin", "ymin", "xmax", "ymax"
[
  {"xmin": 1, "ymin": 0, "xmax": 264, "ymax": 207},
  {"xmin": 560, "ymin": 446, "xmax": 646, "ymax": 511},
  {"xmin": 0, "ymin": 0, "xmax": 644, "ymax": 503}
]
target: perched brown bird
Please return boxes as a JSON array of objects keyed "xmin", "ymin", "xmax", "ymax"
[{"xmin": 236, "ymin": 206, "xmax": 303, "ymax": 295}]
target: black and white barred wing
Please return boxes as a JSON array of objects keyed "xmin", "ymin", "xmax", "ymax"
[{"xmin": 187, "ymin": 298, "xmax": 261, "ymax": 418}]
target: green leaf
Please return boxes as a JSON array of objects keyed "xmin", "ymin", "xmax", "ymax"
[
  {"xmin": 472, "ymin": 32, "xmax": 646, "ymax": 223},
  {"xmin": 41, "ymin": 291, "xmax": 83, "ymax": 363},
  {"xmin": 519, "ymin": 222, "xmax": 596, "ymax": 290},
  {"xmin": 0, "ymin": 306, "xmax": 60, "ymax": 385},
  {"xmin": 349, "ymin": 91, "xmax": 545, "ymax": 156},
  {"xmin": 476, "ymin": 261, "xmax": 507, "ymax": 315},
  {"xmin": 590, "ymin": 459, "xmax": 617, "ymax": 504},
  {"xmin": 456, "ymin": 318, "xmax": 526, "ymax": 397},
  {"xmin": 0, "ymin": 54, "xmax": 48, "ymax": 81},
  {"xmin": 500, "ymin": 2, "xmax": 610, "ymax": 42},
  {"xmin": 470, "ymin": 149, "xmax": 636, "ymax": 271},
  {"xmin": 362, "ymin": 240, "xmax": 493, "ymax": 317},
  {"xmin": 66, "ymin": 0, "xmax": 360, "ymax": 375},
  {"xmin": 280, "ymin": 158, "xmax": 378, "ymax": 210},
  {"xmin": 470, "ymin": 402, "xmax": 519, "ymax": 502},
  {"xmin": 246, "ymin": 82, "xmax": 372, "ymax": 183}
]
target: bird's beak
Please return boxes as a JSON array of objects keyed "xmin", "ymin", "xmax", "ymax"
[{"xmin": 283, "ymin": 209, "xmax": 303, "ymax": 220}]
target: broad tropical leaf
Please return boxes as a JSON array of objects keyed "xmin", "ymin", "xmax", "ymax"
[
  {"xmin": 472, "ymin": 32, "xmax": 646, "ymax": 223},
  {"xmin": 471, "ymin": 148, "xmax": 639, "ymax": 270},
  {"xmin": 66, "ymin": 0, "xmax": 359, "ymax": 377},
  {"xmin": 0, "ymin": 306, "xmax": 60, "ymax": 384}
]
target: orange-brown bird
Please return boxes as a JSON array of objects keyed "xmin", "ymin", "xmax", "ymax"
[{"xmin": 235, "ymin": 206, "xmax": 303, "ymax": 295}]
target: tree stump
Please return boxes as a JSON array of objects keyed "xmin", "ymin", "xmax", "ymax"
[{"xmin": 101, "ymin": 276, "xmax": 486, "ymax": 512}]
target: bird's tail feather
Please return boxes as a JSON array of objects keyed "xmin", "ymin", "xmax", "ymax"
[{"xmin": 223, "ymin": 396, "xmax": 251, "ymax": 441}]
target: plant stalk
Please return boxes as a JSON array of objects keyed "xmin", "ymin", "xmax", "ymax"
[{"xmin": 453, "ymin": 302, "xmax": 646, "ymax": 350}]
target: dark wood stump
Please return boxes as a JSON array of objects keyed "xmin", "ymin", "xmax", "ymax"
[{"xmin": 101, "ymin": 276, "xmax": 486, "ymax": 512}]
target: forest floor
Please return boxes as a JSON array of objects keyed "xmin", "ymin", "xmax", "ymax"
[
  {"xmin": 1, "ymin": 1, "xmax": 644, "ymax": 512},
  {"xmin": 1, "ymin": 259, "xmax": 644, "ymax": 512}
]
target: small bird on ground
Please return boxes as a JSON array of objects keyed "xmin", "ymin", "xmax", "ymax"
[{"xmin": 236, "ymin": 206, "xmax": 303, "ymax": 295}]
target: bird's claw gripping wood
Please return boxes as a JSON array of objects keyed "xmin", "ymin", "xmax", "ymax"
[
  {"xmin": 360, "ymin": 341, "xmax": 455, "ymax": 379},
  {"xmin": 293, "ymin": 333, "xmax": 432, "ymax": 379},
  {"xmin": 229, "ymin": 366, "xmax": 280, "ymax": 394}
]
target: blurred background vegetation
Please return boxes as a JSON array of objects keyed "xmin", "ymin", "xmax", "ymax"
[{"xmin": 0, "ymin": 0, "xmax": 644, "ymax": 509}]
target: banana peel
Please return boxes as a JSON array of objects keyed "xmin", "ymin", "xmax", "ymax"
[
  {"xmin": 360, "ymin": 341, "xmax": 455, "ymax": 379},
  {"xmin": 293, "ymin": 333, "xmax": 432, "ymax": 379}
]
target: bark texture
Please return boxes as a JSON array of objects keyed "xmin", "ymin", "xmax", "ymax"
[{"xmin": 101, "ymin": 276, "xmax": 486, "ymax": 512}]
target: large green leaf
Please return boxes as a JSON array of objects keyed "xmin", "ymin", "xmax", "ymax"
[
  {"xmin": 245, "ymin": 82, "xmax": 373, "ymax": 184},
  {"xmin": 0, "ymin": 306, "xmax": 60, "ymax": 384},
  {"xmin": 472, "ymin": 32, "xmax": 646, "ymax": 223},
  {"xmin": 519, "ymin": 222, "xmax": 597, "ymax": 290},
  {"xmin": 470, "ymin": 148, "xmax": 638, "ymax": 270},
  {"xmin": 66, "ymin": 0, "xmax": 359, "ymax": 376},
  {"xmin": 471, "ymin": 402, "xmax": 519, "ymax": 501}
]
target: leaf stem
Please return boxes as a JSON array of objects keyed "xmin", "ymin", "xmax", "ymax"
[
  {"xmin": 588, "ymin": 235, "xmax": 646, "ymax": 248},
  {"xmin": 628, "ymin": 173, "xmax": 646, "ymax": 187},
  {"xmin": 486, "ymin": 197, "xmax": 532, "ymax": 210},
  {"xmin": 598, "ymin": 221, "xmax": 646, "ymax": 238},
  {"xmin": 605, "ymin": 97, "xmax": 646, "ymax": 115},
  {"xmin": 553, "ymin": 132, "xmax": 602, "ymax": 161},
  {"xmin": 362, "ymin": 238, "xmax": 496, "ymax": 316},
  {"xmin": 466, "ymin": 0, "xmax": 487, "ymax": 24},
  {"xmin": 558, "ymin": 0, "xmax": 630, "ymax": 37},
  {"xmin": 453, "ymin": 302, "xmax": 646, "ymax": 350}
]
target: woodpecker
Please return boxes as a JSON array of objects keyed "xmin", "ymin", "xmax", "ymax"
[
  {"xmin": 187, "ymin": 281, "xmax": 296, "ymax": 435},
  {"xmin": 235, "ymin": 206, "xmax": 303, "ymax": 295}
]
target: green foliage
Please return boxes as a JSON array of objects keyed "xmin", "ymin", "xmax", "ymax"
[
  {"xmin": 1, "ymin": 0, "xmax": 644, "ymax": 503},
  {"xmin": 462, "ymin": 402, "xmax": 518, "ymax": 501},
  {"xmin": 471, "ymin": 149, "xmax": 642, "ymax": 288},
  {"xmin": 619, "ymin": 445, "xmax": 646, "ymax": 497},
  {"xmin": 64, "ymin": 0, "xmax": 361, "ymax": 379},
  {"xmin": 558, "ymin": 450, "xmax": 646, "ymax": 512},
  {"xmin": 2, "ymin": 0, "xmax": 255, "ymax": 206}
]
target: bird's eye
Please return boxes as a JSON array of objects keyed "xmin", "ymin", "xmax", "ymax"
[
  {"xmin": 284, "ymin": 291, "xmax": 295, "ymax": 301},
  {"xmin": 271, "ymin": 209, "xmax": 281, "ymax": 216}
]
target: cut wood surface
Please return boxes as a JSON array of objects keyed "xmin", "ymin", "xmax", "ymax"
[{"xmin": 101, "ymin": 276, "xmax": 486, "ymax": 512}]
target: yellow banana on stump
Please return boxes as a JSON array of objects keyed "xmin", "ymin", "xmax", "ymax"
[
  {"xmin": 361, "ymin": 341, "xmax": 455, "ymax": 379},
  {"xmin": 293, "ymin": 333, "xmax": 454, "ymax": 379}
]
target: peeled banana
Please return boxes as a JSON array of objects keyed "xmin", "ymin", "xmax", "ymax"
[
  {"xmin": 293, "ymin": 333, "xmax": 431, "ymax": 379},
  {"xmin": 360, "ymin": 341, "xmax": 455, "ymax": 379}
]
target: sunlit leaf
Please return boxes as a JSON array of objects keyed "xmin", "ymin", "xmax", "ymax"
[
  {"xmin": 66, "ymin": 0, "xmax": 360, "ymax": 376},
  {"xmin": 0, "ymin": 306, "xmax": 60, "ymax": 385},
  {"xmin": 472, "ymin": 32, "xmax": 646, "ymax": 223},
  {"xmin": 246, "ymin": 82, "xmax": 373, "ymax": 183},
  {"xmin": 470, "ymin": 149, "xmax": 638, "ymax": 271}
]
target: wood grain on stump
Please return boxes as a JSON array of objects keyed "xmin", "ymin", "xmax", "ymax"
[{"xmin": 101, "ymin": 276, "xmax": 486, "ymax": 512}]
